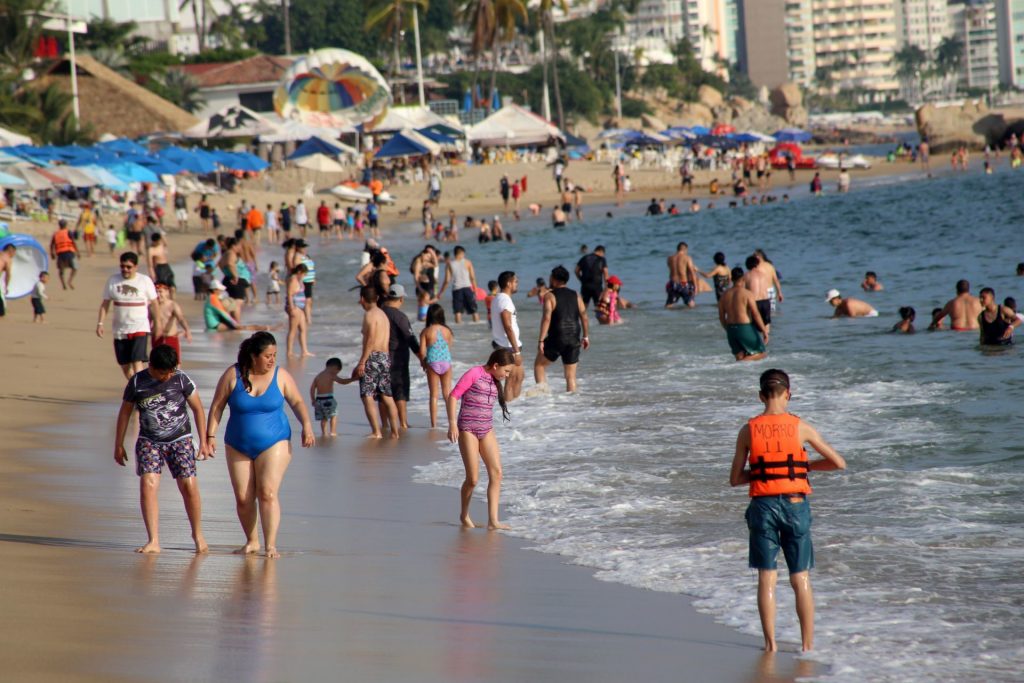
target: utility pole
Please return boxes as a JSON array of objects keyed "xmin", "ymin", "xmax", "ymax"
[
  {"xmin": 413, "ymin": 4, "xmax": 425, "ymax": 107},
  {"xmin": 614, "ymin": 47, "xmax": 622, "ymax": 121},
  {"xmin": 283, "ymin": 0, "xmax": 292, "ymax": 54}
]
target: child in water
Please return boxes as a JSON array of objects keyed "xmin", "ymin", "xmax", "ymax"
[
  {"xmin": 595, "ymin": 275, "xmax": 633, "ymax": 325},
  {"xmin": 309, "ymin": 357, "xmax": 355, "ymax": 437},
  {"xmin": 445, "ymin": 349, "xmax": 516, "ymax": 530},
  {"xmin": 729, "ymin": 369, "xmax": 846, "ymax": 652},
  {"xmin": 266, "ymin": 261, "xmax": 282, "ymax": 306},
  {"xmin": 893, "ymin": 306, "xmax": 915, "ymax": 334}
]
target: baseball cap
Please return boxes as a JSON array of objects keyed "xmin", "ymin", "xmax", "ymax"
[
  {"xmin": 210, "ymin": 280, "xmax": 227, "ymax": 291},
  {"xmin": 825, "ymin": 288, "xmax": 841, "ymax": 302},
  {"xmin": 607, "ymin": 275, "xmax": 622, "ymax": 286},
  {"xmin": 389, "ymin": 284, "xmax": 406, "ymax": 299}
]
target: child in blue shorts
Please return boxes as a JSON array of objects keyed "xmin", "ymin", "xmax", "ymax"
[
  {"xmin": 729, "ymin": 368, "xmax": 846, "ymax": 653},
  {"xmin": 114, "ymin": 344, "xmax": 213, "ymax": 554}
]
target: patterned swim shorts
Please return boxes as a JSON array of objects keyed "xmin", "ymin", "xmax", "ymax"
[
  {"xmin": 135, "ymin": 437, "xmax": 197, "ymax": 479},
  {"xmin": 359, "ymin": 351, "xmax": 393, "ymax": 398},
  {"xmin": 314, "ymin": 395, "xmax": 338, "ymax": 421}
]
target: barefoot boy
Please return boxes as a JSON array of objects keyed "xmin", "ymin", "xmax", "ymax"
[
  {"xmin": 309, "ymin": 357, "xmax": 355, "ymax": 437},
  {"xmin": 114, "ymin": 344, "xmax": 212, "ymax": 553},
  {"xmin": 729, "ymin": 369, "xmax": 846, "ymax": 652}
]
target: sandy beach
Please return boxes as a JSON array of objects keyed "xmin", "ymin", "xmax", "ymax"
[{"xmin": 0, "ymin": 189, "xmax": 831, "ymax": 682}]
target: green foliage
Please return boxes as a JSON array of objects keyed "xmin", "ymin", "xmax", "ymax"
[
  {"xmin": 619, "ymin": 96, "xmax": 648, "ymax": 117},
  {"xmin": 0, "ymin": 0, "xmax": 51, "ymax": 73},
  {"xmin": 148, "ymin": 70, "xmax": 207, "ymax": 113},
  {"xmin": 79, "ymin": 18, "xmax": 147, "ymax": 56},
  {"xmin": 636, "ymin": 39, "xmax": 725, "ymax": 102},
  {"xmin": 243, "ymin": 0, "xmax": 374, "ymax": 56}
]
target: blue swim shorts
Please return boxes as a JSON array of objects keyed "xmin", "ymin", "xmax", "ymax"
[{"xmin": 745, "ymin": 495, "xmax": 814, "ymax": 573}]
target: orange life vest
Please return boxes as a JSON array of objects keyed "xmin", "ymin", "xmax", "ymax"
[
  {"xmin": 747, "ymin": 413, "xmax": 811, "ymax": 497},
  {"xmin": 52, "ymin": 229, "xmax": 76, "ymax": 254}
]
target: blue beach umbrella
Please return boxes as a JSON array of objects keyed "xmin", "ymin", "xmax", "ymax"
[
  {"xmin": 106, "ymin": 162, "xmax": 160, "ymax": 184},
  {"xmin": 97, "ymin": 138, "xmax": 148, "ymax": 155},
  {"xmin": 120, "ymin": 154, "xmax": 184, "ymax": 176},
  {"xmin": 156, "ymin": 147, "xmax": 217, "ymax": 174},
  {"xmin": 773, "ymin": 128, "xmax": 812, "ymax": 143},
  {"xmin": 463, "ymin": 89, "xmax": 472, "ymax": 113},
  {"xmin": 77, "ymin": 164, "xmax": 130, "ymax": 191},
  {"xmin": 490, "ymin": 88, "xmax": 501, "ymax": 111}
]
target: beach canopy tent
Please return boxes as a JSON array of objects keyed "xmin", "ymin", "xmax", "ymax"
[
  {"xmin": 186, "ymin": 104, "xmax": 280, "ymax": 139},
  {"xmin": 774, "ymin": 128, "xmax": 812, "ymax": 143},
  {"xmin": 0, "ymin": 125, "xmax": 32, "ymax": 147},
  {"xmin": 661, "ymin": 126, "xmax": 697, "ymax": 141},
  {"xmin": 97, "ymin": 137, "xmax": 149, "ymax": 155},
  {"xmin": 374, "ymin": 129, "xmax": 440, "ymax": 159},
  {"xmin": 733, "ymin": 131, "xmax": 776, "ymax": 143},
  {"xmin": 288, "ymin": 136, "xmax": 357, "ymax": 161},
  {"xmin": 0, "ymin": 234, "xmax": 48, "ymax": 298},
  {"xmin": 104, "ymin": 162, "xmax": 161, "ymax": 184},
  {"xmin": 622, "ymin": 130, "xmax": 670, "ymax": 147},
  {"xmin": 369, "ymin": 106, "xmax": 462, "ymax": 135},
  {"xmin": 467, "ymin": 104, "xmax": 565, "ymax": 148},
  {"xmin": 46, "ymin": 166, "xmax": 100, "ymax": 187},
  {"xmin": 259, "ymin": 119, "xmax": 354, "ymax": 143},
  {"xmin": 9, "ymin": 166, "xmax": 59, "ymax": 190},
  {"xmin": 416, "ymin": 127, "xmax": 459, "ymax": 152},
  {"xmin": 295, "ymin": 153, "xmax": 346, "ymax": 173},
  {"xmin": 418, "ymin": 122, "xmax": 464, "ymax": 139}
]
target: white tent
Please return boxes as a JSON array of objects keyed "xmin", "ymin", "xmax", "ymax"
[
  {"xmin": 0, "ymin": 125, "xmax": 32, "ymax": 147},
  {"xmin": 260, "ymin": 118, "xmax": 356, "ymax": 142},
  {"xmin": 185, "ymin": 104, "xmax": 281, "ymax": 139},
  {"xmin": 369, "ymin": 106, "xmax": 463, "ymax": 134},
  {"xmin": 295, "ymin": 153, "xmax": 346, "ymax": 173},
  {"xmin": 467, "ymin": 105, "xmax": 564, "ymax": 148}
]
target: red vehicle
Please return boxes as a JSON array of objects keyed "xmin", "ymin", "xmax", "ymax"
[{"xmin": 769, "ymin": 142, "xmax": 816, "ymax": 169}]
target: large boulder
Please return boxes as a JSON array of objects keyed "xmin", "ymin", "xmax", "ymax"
[
  {"xmin": 698, "ymin": 84, "xmax": 724, "ymax": 109},
  {"xmin": 732, "ymin": 106, "xmax": 787, "ymax": 134},
  {"xmin": 677, "ymin": 101, "xmax": 714, "ymax": 127},
  {"xmin": 641, "ymin": 113, "xmax": 667, "ymax": 131},
  {"xmin": 916, "ymin": 101, "xmax": 1006, "ymax": 151},
  {"xmin": 769, "ymin": 82, "xmax": 807, "ymax": 126}
]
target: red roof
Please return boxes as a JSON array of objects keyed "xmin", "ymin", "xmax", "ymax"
[{"xmin": 174, "ymin": 55, "xmax": 294, "ymax": 88}]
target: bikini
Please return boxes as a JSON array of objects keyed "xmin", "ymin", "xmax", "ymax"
[
  {"xmin": 224, "ymin": 366, "xmax": 291, "ymax": 459},
  {"xmin": 425, "ymin": 330, "xmax": 451, "ymax": 375}
]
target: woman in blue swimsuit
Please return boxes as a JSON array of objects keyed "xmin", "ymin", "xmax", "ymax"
[{"xmin": 206, "ymin": 332, "xmax": 314, "ymax": 558}]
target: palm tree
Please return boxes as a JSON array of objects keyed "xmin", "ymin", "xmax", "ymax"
[
  {"xmin": 458, "ymin": 0, "xmax": 496, "ymax": 103},
  {"xmin": 0, "ymin": 0, "xmax": 50, "ymax": 75},
  {"xmin": 892, "ymin": 44, "xmax": 927, "ymax": 102},
  {"xmin": 155, "ymin": 70, "xmax": 207, "ymax": 113},
  {"xmin": 365, "ymin": 0, "xmax": 430, "ymax": 81},
  {"xmin": 87, "ymin": 47, "xmax": 131, "ymax": 77},
  {"xmin": 935, "ymin": 36, "xmax": 963, "ymax": 98},
  {"xmin": 178, "ymin": 0, "xmax": 217, "ymax": 52},
  {"xmin": 475, "ymin": 0, "xmax": 527, "ymax": 112},
  {"xmin": 538, "ymin": 0, "xmax": 568, "ymax": 127}
]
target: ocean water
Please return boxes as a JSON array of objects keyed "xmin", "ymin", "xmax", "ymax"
[{"xmin": 241, "ymin": 166, "xmax": 1023, "ymax": 681}]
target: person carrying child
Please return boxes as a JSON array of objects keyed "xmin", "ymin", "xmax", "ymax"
[
  {"xmin": 114, "ymin": 344, "xmax": 212, "ymax": 554},
  {"xmin": 445, "ymin": 348, "xmax": 516, "ymax": 530},
  {"xmin": 309, "ymin": 357, "xmax": 355, "ymax": 437},
  {"xmin": 729, "ymin": 369, "xmax": 846, "ymax": 652}
]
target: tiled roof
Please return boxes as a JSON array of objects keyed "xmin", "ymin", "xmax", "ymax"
[{"xmin": 177, "ymin": 55, "xmax": 294, "ymax": 88}]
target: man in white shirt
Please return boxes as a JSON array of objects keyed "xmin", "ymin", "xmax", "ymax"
[
  {"xmin": 490, "ymin": 270, "xmax": 524, "ymax": 400},
  {"xmin": 96, "ymin": 251, "xmax": 162, "ymax": 379}
]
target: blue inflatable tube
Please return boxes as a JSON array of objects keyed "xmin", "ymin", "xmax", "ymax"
[{"xmin": 0, "ymin": 233, "xmax": 50, "ymax": 299}]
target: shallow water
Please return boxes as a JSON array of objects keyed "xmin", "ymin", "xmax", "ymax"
[{"xmin": 371, "ymin": 167, "xmax": 1024, "ymax": 681}]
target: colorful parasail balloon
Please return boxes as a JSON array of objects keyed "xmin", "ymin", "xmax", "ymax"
[{"xmin": 274, "ymin": 48, "xmax": 391, "ymax": 127}]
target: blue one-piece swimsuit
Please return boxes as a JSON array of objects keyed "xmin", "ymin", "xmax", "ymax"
[{"xmin": 225, "ymin": 366, "xmax": 291, "ymax": 458}]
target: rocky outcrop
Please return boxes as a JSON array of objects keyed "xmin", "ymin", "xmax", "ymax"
[
  {"xmin": 769, "ymin": 82, "xmax": 808, "ymax": 127},
  {"xmin": 915, "ymin": 101, "xmax": 1007, "ymax": 152},
  {"xmin": 698, "ymin": 84, "xmax": 724, "ymax": 110},
  {"xmin": 641, "ymin": 113, "xmax": 667, "ymax": 131},
  {"xmin": 676, "ymin": 101, "xmax": 714, "ymax": 127}
]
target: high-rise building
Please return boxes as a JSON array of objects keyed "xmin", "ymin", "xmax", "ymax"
[
  {"xmin": 950, "ymin": 0, "xmax": 1000, "ymax": 91},
  {"xmin": 809, "ymin": 0, "xmax": 900, "ymax": 99},
  {"xmin": 737, "ymin": 0, "xmax": 790, "ymax": 88},
  {"xmin": 896, "ymin": 0, "xmax": 953, "ymax": 53},
  {"xmin": 622, "ymin": 0, "xmax": 687, "ymax": 65},
  {"xmin": 995, "ymin": 0, "xmax": 1024, "ymax": 88},
  {"xmin": 681, "ymin": 0, "xmax": 742, "ymax": 73}
]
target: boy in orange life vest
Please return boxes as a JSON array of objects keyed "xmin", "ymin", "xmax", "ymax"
[{"xmin": 729, "ymin": 369, "xmax": 846, "ymax": 653}]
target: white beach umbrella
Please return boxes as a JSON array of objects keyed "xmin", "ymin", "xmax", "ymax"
[{"xmin": 295, "ymin": 153, "xmax": 346, "ymax": 173}]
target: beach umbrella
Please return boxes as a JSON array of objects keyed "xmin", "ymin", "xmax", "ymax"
[
  {"xmin": 661, "ymin": 127, "xmax": 696, "ymax": 141},
  {"xmin": 47, "ymin": 166, "xmax": 100, "ymax": 186},
  {"xmin": 0, "ymin": 234, "xmax": 49, "ymax": 298},
  {"xmin": 295, "ymin": 153, "xmax": 346, "ymax": 173},
  {"xmin": 8, "ymin": 166, "xmax": 56, "ymax": 190},
  {"xmin": 106, "ymin": 162, "xmax": 160, "ymax": 184},
  {"xmin": 97, "ymin": 138, "xmax": 148, "ymax": 155},
  {"xmin": 210, "ymin": 150, "xmax": 270, "ymax": 172},
  {"xmin": 0, "ymin": 125, "xmax": 32, "ymax": 147},
  {"xmin": 374, "ymin": 129, "xmax": 439, "ymax": 159},
  {"xmin": 463, "ymin": 89, "xmax": 472, "ymax": 113},
  {"xmin": 120, "ymin": 154, "xmax": 184, "ymax": 176},
  {"xmin": 689, "ymin": 125, "xmax": 711, "ymax": 136},
  {"xmin": 156, "ymin": 147, "xmax": 218, "ymax": 174},
  {"xmin": 0, "ymin": 169, "xmax": 27, "ymax": 187},
  {"xmin": 490, "ymin": 88, "xmax": 500, "ymax": 112},
  {"xmin": 774, "ymin": 128, "xmax": 812, "ymax": 143},
  {"xmin": 77, "ymin": 164, "xmax": 130, "ymax": 191},
  {"xmin": 597, "ymin": 128, "xmax": 634, "ymax": 140},
  {"xmin": 274, "ymin": 48, "xmax": 392, "ymax": 127}
]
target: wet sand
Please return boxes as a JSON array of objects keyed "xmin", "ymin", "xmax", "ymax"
[{"xmin": 0, "ymin": 214, "xmax": 816, "ymax": 682}]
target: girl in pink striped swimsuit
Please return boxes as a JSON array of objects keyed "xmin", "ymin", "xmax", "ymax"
[{"xmin": 445, "ymin": 348, "xmax": 516, "ymax": 530}]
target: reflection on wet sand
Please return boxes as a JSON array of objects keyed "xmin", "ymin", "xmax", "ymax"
[
  {"xmin": 213, "ymin": 558, "xmax": 280, "ymax": 683},
  {"xmin": 443, "ymin": 528, "xmax": 503, "ymax": 680}
]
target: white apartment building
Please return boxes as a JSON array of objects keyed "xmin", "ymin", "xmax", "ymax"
[
  {"xmin": 995, "ymin": 0, "xmax": 1024, "ymax": 88},
  {"xmin": 66, "ymin": 0, "xmax": 240, "ymax": 54},
  {"xmin": 784, "ymin": 0, "xmax": 817, "ymax": 86},
  {"xmin": 808, "ymin": 0, "xmax": 900, "ymax": 98},
  {"xmin": 621, "ymin": 0, "xmax": 686, "ymax": 65},
  {"xmin": 949, "ymin": 0, "xmax": 1000, "ymax": 91},
  {"xmin": 896, "ymin": 0, "xmax": 953, "ymax": 53}
]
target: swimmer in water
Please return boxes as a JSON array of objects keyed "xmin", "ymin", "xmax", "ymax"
[
  {"xmin": 445, "ymin": 348, "xmax": 516, "ymax": 530},
  {"xmin": 929, "ymin": 307, "xmax": 945, "ymax": 330},
  {"xmin": 930, "ymin": 279, "xmax": 982, "ymax": 331},
  {"xmin": 718, "ymin": 267, "xmax": 768, "ymax": 361},
  {"xmin": 825, "ymin": 289, "xmax": 878, "ymax": 318},
  {"xmin": 701, "ymin": 252, "xmax": 731, "ymax": 302},
  {"xmin": 860, "ymin": 271, "xmax": 884, "ymax": 292},
  {"xmin": 893, "ymin": 306, "xmax": 915, "ymax": 333},
  {"xmin": 729, "ymin": 368, "xmax": 847, "ymax": 652},
  {"xmin": 978, "ymin": 287, "xmax": 1020, "ymax": 346}
]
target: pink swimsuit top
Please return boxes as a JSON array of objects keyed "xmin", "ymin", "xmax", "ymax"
[{"xmin": 451, "ymin": 366, "xmax": 497, "ymax": 435}]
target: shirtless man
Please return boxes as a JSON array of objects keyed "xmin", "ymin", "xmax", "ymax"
[
  {"xmin": 718, "ymin": 267, "xmax": 768, "ymax": 361},
  {"xmin": 559, "ymin": 187, "xmax": 573, "ymax": 223},
  {"xmin": 666, "ymin": 242, "xmax": 698, "ymax": 309},
  {"xmin": 573, "ymin": 183, "xmax": 584, "ymax": 221},
  {"xmin": 0, "ymin": 242, "xmax": 14, "ymax": 317},
  {"xmin": 148, "ymin": 233, "xmax": 176, "ymax": 299},
  {"xmin": 754, "ymin": 250, "xmax": 784, "ymax": 308},
  {"xmin": 930, "ymin": 279, "xmax": 982, "ymax": 331},
  {"xmin": 977, "ymin": 287, "xmax": 1020, "ymax": 346},
  {"xmin": 354, "ymin": 286, "xmax": 399, "ymax": 439},
  {"xmin": 552, "ymin": 205, "xmax": 567, "ymax": 227},
  {"xmin": 825, "ymin": 289, "xmax": 878, "ymax": 318},
  {"xmin": 743, "ymin": 255, "xmax": 774, "ymax": 332},
  {"xmin": 152, "ymin": 283, "xmax": 192, "ymax": 360}
]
